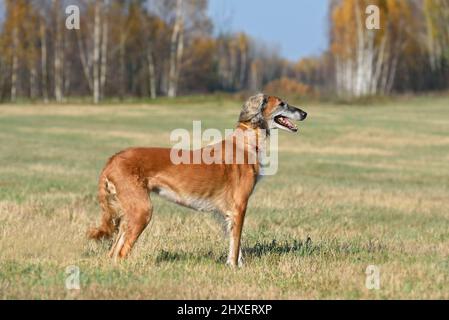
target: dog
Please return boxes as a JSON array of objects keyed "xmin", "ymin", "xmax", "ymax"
[{"xmin": 88, "ymin": 93, "xmax": 307, "ymax": 267}]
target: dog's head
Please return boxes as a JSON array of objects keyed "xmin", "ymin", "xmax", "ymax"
[{"xmin": 238, "ymin": 93, "xmax": 307, "ymax": 133}]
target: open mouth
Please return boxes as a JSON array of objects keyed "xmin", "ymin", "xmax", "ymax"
[{"xmin": 274, "ymin": 115, "xmax": 298, "ymax": 132}]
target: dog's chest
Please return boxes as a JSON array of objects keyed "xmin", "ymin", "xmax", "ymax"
[{"xmin": 154, "ymin": 187, "xmax": 219, "ymax": 213}]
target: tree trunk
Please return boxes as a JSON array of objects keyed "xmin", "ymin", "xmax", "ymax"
[
  {"xmin": 371, "ymin": 34, "xmax": 387, "ymax": 95},
  {"xmin": 239, "ymin": 45, "xmax": 247, "ymax": 90},
  {"xmin": 11, "ymin": 25, "xmax": 18, "ymax": 102},
  {"xmin": 76, "ymin": 29, "xmax": 93, "ymax": 92},
  {"xmin": 147, "ymin": 42, "xmax": 157, "ymax": 99},
  {"xmin": 54, "ymin": 0, "xmax": 64, "ymax": 102},
  {"xmin": 30, "ymin": 64, "xmax": 38, "ymax": 100},
  {"xmin": 40, "ymin": 18, "xmax": 49, "ymax": 103},
  {"xmin": 93, "ymin": 1, "xmax": 101, "ymax": 104},
  {"xmin": 64, "ymin": 37, "xmax": 71, "ymax": 95},
  {"xmin": 174, "ymin": 22, "xmax": 184, "ymax": 92},
  {"xmin": 119, "ymin": 35, "xmax": 126, "ymax": 100},
  {"xmin": 354, "ymin": 1, "xmax": 364, "ymax": 97},
  {"xmin": 100, "ymin": 0, "xmax": 109, "ymax": 100},
  {"xmin": 229, "ymin": 42, "xmax": 237, "ymax": 89},
  {"xmin": 249, "ymin": 59, "xmax": 261, "ymax": 91},
  {"xmin": 167, "ymin": 0, "xmax": 184, "ymax": 98}
]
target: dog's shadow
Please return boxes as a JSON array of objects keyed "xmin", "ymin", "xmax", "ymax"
[
  {"xmin": 243, "ymin": 237, "xmax": 315, "ymax": 258},
  {"xmin": 154, "ymin": 237, "xmax": 316, "ymax": 264}
]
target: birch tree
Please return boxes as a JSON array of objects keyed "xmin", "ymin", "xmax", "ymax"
[
  {"xmin": 167, "ymin": 0, "xmax": 184, "ymax": 98},
  {"xmin": 100, "ymin": 0, "xmax": 109, "ymax": 100},
  {"xmin": 11, "ymin": 21, "xmax": 19, "ymax": 102},
  {"xmin": 3, "ymin": 1, "xmax": 23, "ymax": 102},
  {"xmin": 163, "ymin": 0, "xmax": 211, "ymax": 97},
  {"xmin": 424, "ymin": 0, "xmax": 449, "ymax": 88},
  {"xmin": 93, "ymin": 1, "xmax": 101, "ymax": 103},
  {"xmin": 77, "ymin": 0, "xmax": 110, "ymax": 103},
  {"xmin": 143, "ymin": 14, "xmax": 162, "ymax": 99},
  {"xmin": 330, "ymin": 0, "xmax": 417, "ymax": 98},
  {"xmin": 40, "ymin": 14, "xmax": 49, "ymax": 103},
  {"xmin": 53, "ymin": 0, "xmax": 64, "ymax": 102}
]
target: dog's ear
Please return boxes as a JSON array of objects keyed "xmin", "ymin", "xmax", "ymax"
[
  {"xmin": 239, "ymin": 93, "xmax": 268, "ymax": 124},
  {"xmin": 250, "ymin": 110, "xmax": 268, "ymax": 131}
]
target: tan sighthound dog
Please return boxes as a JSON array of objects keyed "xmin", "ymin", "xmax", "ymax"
[{"xmin": 88, "ymin": 93, "xmax": 307, "ymax": 267}]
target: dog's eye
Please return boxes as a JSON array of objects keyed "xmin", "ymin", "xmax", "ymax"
[{"xmin": 279, "ymin": 102, "xmax": 285, "ymax": 107}]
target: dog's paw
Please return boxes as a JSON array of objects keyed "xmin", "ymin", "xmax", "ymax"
[
  {"xmin": 226, "ymin": 259, "xmax": 235, "ymax": 267},
  {"xmin": 238, "ymin": 255, "xmax": 244, "ymax": 267},
  {"xmin": 226, "ymin": 257, "xmax": 244, "ymax": 268}
]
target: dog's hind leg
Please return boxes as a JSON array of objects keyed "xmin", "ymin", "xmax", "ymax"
[
  {"xmin": 108, "ymin": 184, "xmax": 153, "ymax": 260},
  {"xmin": 109, "ymin": 221, "xmax": 126, "ymax": 260}
]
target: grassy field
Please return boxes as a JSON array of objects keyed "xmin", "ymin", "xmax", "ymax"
[{"xmin": 0, "ymin": 95, "xmax": 448, "ymax": 299}]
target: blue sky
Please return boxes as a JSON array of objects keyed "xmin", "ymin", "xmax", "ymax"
[{"xmin": 208, "ymin": 0, "xmax": 329, "ymax": 62}]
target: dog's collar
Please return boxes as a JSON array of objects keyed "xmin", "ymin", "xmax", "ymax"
[
  {"xmin": 238, "ymin": 122, "xmax": 266, "ymax": 136},
  {"xmin": 238, "ymin": 122, "xmax": 252, "ymax": 130}
]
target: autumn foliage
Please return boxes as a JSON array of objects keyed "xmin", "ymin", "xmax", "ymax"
[
  {"xmin": 0, "ymin": 0, "xmax": 448, "ymax": 102},
  {"xmin": 264, "ymin": 78, "xmax": 314, "ymax": 98},
  {"xmin": 328, "ymin": 0, "xmax": 449, "ymax": 97}
]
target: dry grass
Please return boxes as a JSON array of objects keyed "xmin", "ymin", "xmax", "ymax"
[{"xmin": 0, "ymin": 96, "xmax": 448, "ymax": 299}]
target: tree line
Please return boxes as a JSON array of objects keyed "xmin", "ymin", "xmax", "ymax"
[
  {"xmin": 290, "ymin": 0, "xmax": 449, "ymax": 99},
  {"xmin": 0, "ymin": 0, "xmax": 290, "ymax": 102},
  {"xmin": 0, "ymin": 0, "xmax": 448, "ymax": 103}
]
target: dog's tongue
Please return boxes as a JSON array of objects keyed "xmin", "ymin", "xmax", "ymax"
[{"xmin": 279, "ymin": 117, "xmax": 298, "ymax": 131}]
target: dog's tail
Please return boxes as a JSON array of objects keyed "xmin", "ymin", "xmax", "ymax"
[{"xmin": 87, "ymin": 172, "xmax": 119, "ymax": 240}]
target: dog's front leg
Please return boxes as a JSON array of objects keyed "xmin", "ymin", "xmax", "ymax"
[{"xmin": 226, "ymin": 209, "xmax": 246, "ymax": 267}]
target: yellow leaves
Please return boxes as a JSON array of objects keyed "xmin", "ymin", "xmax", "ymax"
[
  {"xmin": 185, "ymin": 37, "xmax": 217, "ymax": 67},
  {"xmin": 152, "ymin": 17, "xmax": 168, "ymax": 37},
  {"xmin": 330, "ymin": 0, "xmax": 420, "ymax": 60},
  {"xmin": 331, "ymin": 0, "xmax": 363, "ymax": 58},
  {"xmin": 295, "ymin": 58, "xmax": 320, "ymax": 75},
  {"xmin": 181, "ymin": 37, "xmax": 217, "ymax": 90},
  {"xmin": 1, "ymin": 0, "xmax": 40, "ymax": 59},
  {"xmin": 236, "ymin": 33, "xmax": 249, "ymax": 52},
  {"xmin": 424, "ymin": 0, "xmax": 449, "ymax": 44}
]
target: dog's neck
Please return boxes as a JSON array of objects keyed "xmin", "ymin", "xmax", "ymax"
[{"xmin": 235, "ymin": 122, "xmax": 268, "ymax": 153}]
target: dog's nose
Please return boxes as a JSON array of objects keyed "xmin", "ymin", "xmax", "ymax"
[{"xmin": 301, "ymin": 111, "xmax": 307, "ymax": 120}]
